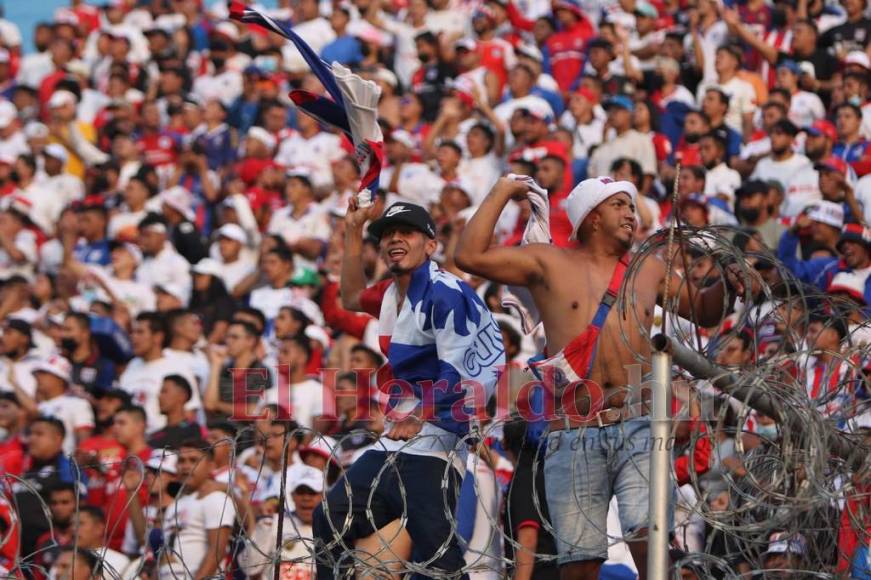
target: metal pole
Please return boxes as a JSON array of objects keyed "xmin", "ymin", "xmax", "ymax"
[
  {"xmin": 651, "ymin": 333, "xmax": 866, "ymax": 472},
  {"xmin": 647, "ymin": 350, "xmax": 672, "ymax": 580}
]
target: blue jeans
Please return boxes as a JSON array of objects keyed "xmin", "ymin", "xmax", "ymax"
[
  {"xmin": 543, "ymin": 416, "xmax": 674, "ymax": 564},
  {"xmin": 313, "ymin": 450, "xmax": 467, "ymax": 579}
]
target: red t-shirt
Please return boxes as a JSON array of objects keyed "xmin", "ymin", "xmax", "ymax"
[{"xmin": 0, "ymin": 436, "xmax": 24, "ymax": 478}]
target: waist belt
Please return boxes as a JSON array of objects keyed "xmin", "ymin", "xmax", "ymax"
[{"xmin": 548, "ymin": 400, "xmax": 650, "ymax": 431}]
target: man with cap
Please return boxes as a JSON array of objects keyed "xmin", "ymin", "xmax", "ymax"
[
  {"xmin": 751, "ymin": 118, "xmax": 813, "ymax": 198},
  {"xmin": 774, "ymin": 60, "xmax": 825, "ymax": 128},
  {"xmin": 775, "ymin": 204, "xmax": 871, "ymax": 296},
  {"xmin": 761, "ymin": 532, "xmax": 808, "ymax": 576},
  {"xmin": 244, "ymin": 464, "xmax": 324, "ymax": 578},
  {"xmin": 457, "ymin": 176, "xmax": 740, "ymax": 579},
  {"xmin": 136, "ymin": 213, "xmax": 192, "ymax": 305},
  {"xmin": 213, "ymin": 222, "xmax": 256, "ymax": 298},
  {"xmin": 40, "ymin": 142, "xmax": 84, "ymax": 217},
  {"xmin": 0, "ymin": 318, "xmax": 39, "ymax": 398},
  {"xmin": 160, "ymin": 186, "xmax": 208, "ymax": 265},
  {"xmin": 587, "ymin": 95, "xmax": 657, "ymax": 186},
  {"xmin": 313, "ymin": 198, "xmax": 504, "ymax": 578},
  {"xmin": 14, "ymin": 354, "xmax": 95, "ymax": 456}
]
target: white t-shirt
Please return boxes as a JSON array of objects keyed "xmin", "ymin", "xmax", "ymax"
[
  {"xmin": 163, "ymin": 348, "xmax": 211, "ymax": 395},
  {"xmin": 379, "ymin": 162, "xmax": 445, "ymax": 207},
  {"xmin": 457, "ymin": 154, "xmax": 501, "ymax": 206},
  {"xmin": 697, "ymin": 76, "xmax": 757, "ymax": 134},
  {"xmin": 265, "ymin": 205, "xmax": 330, "ymax": 273},
  {"xmin": 0, "ymin": 131, "xmax": 29, "ymax": 161},
  {"xmin": 781, "ymin": 164, "xmax": 822, "ymax": 217},
  {"xmin": 854, "ymin": 173, "xmax": 871, "ymax": 225},
  {"xmin": 159, "ymin": 490, "xmax": 238, "ymax": 579},
  {"xmin": 96, "ymin": 547, "xmax": 131, "ymax": 580},
  {"xmin": 463, "ymin": 455, "xmax": 503, "ymax": 580},
  {"xmin": 588, "ymin": 129, "xmax": 656, "ymax": 177},
  {"xmin": 118, "ymin": 356, "xmax": 201, "ymax": 432},
  {"xmin": 0, "ymin": 229, "xmax": 37, "ymax": 281},
  {"xmin": 262, "ymin": 378, "xmax": 324, "ymax": 431},
  {"xmin": 704, "ymin": 162, "xmax": 742, "ymax": 204},
  {"xmin": 273, "ymin": 132, "xmax": 344, "ymax": 189},
  {"xmin": 86, "ymin": 267, "xmax": 157, "ymax": 317},
  {"xmin": 248, "ymin": 286, "xmax": 295, "ymax": 322},
  {"xmin": 216, "ymin": 256, "xmax": 257, "ymax": 295},
  {"xmin": 750, "ymin": 153, "xmax": 812, "ymax": 193},
  {"xmin": 0, "ymin": 354, "xmax": 38, "ymax": 398},
  {"xmin": 38, "ymin": 394, "xmax": 95, "ymax": 455},
  {"xmin": 137, "ymin": 244, "xmax": 192, "ymax": 304},
  {"xmin": 191, "ymin": 70, "xmax": 244, "ymax": 107},
  {"xmin": 281, "ymin": 18, "xmax": 335, "ymax": 73}
]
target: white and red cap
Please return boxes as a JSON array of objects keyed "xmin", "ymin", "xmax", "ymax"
[
  {"xmin": 146, "ymin": 448, "xmax": 178, "ymax": 474},
  {"xmin": 32, "ymin": 354, "xmax": 73, "ymax": 383},
  {"xmin": 191, "ymin": 257, "xmax": 223, "ymax": 277},
  {"xmin": 217, "ymin": 223, "xmax": 247, "ymax": 244},
  {"xmin": 299, "ymin": 435, "xmax": 338, "ymax": 467},
  {"xmin": 845, "ymin": 50, "xmax": 871, "ymax": 70},
  {"xmin": 246, "ymin": 126, "xmax": 277, "ymax": 150},
  {"xmin": 807, "ymin": 200, "xmax": 844, "ymax": 229},
  {"xmin": 828, "ymin": 270, "xmax": 870, "ymax": 304},
  {"xmin": 566, "ymin": 177, "xmax": 638, "ymax": 241},
  {"xmin": 48, "ymin": 90, "xmax": 78, "ymax": 109}
]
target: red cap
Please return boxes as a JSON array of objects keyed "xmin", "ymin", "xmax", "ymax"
[
  {"xmin": 575, "ymin": 86, "xmax": 599, "ymax": 104},
  {"xmin": 815, "ymin": 155, "xmax": 848, "ymax": 176},
  {"xmin": 806, "ymin": 119, "xmax": 837, "ymax": 141}
]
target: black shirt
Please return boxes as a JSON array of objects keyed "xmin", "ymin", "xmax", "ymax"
[
  {"xmin": 147, "ymin": 420, "xmax": 203, "ymax": 450},
  {"xmin": 171, "ymin": 220, "xmax": 209, "ymax": 264},
  {"xmin": 503, "ymin": 453, "xmax": 560, "ymax": 580},
  {"xmin": 820, "ymin": 18, "xmax": 871, "ymax": 55}
]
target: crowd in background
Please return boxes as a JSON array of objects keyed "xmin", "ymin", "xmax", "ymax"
[{"xmin": 0, "ymin": 0, "xmax": 869, "ymax": 577}]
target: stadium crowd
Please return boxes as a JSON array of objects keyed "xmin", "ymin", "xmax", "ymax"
[{"xmin": 0, "ymin": 0, "xmax": 868, "ymax": 577}]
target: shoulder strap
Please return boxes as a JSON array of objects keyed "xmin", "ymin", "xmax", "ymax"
[{"xmin": 590, "ymin": 253, "xmax": 630, "ymax": 329}]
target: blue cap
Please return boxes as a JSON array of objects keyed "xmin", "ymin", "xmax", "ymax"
[
  {"xmin": 604, "ymin": 94, "xmax": 635, "ymax": 113},
  {"xmin": 777, "ymin": 59, "xmax": 801, "ymax": 75}
]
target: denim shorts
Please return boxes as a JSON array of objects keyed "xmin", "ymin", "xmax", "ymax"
[{"xmin": 543, "ymin": 416, "xmax": 674, "ymax": 564}]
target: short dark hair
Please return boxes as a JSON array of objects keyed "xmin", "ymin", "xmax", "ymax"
[
  {"xmin": 285, "ymin": 334, "xmax": 312, "ymax": 362},
  {"xmin": 207, "ymin": 420, "xmax": 238, "ymax": 438},
  {"xmin": 229, "ymin": 319, "xmax": 261, "ymax": 339},
  {"xmin": 78, "ymin": 505, "xmax": 106, "ymax": 524},
  {"xmin": 233, "ymin": 307, "xmax": 267, "ymax": 334},
  {"xmin": 135, "ymin": 311, "xmax": 167, "ymax": 336},
  {"xmin": 163, "ymin": 375, "xmax": 193, "ymax": 402},
  {"xmin": 610, "ymin": 157, "xmax": 643, "ymax": 184},
  {"xmin": 47, "ymin": 481, "xmax": 78, "ymax": 499},
  {"xmin": 414, "ymin": 31, "xmax": 438, "ymax": 46},
  {"xmin": 64, "ymin": 311, "xmax": 91, "ymax": 333},
  {"xmin": 118, "ymin": 404, "xmax": 148, "ymax": 424},
  {"xmin": 438, "ymin": 141, "xmax": 462, "ymax": 156},
  {"xmin": 137, "ymin": 212, "xmax": 168, "ymax": 232},
  {"xmin": 836, "ymin": 102, "xmax": 863, "ymax": 118},
  {"xmin": 57, "ymin": 547, "xmax": 101, "ymax": 575},
  {"xmin": 266, "ymin": 246, "xmax": 294, "ymax": 264},
  {"xmin": 179, "ymin": 438, "xmax": 215, "ymax": 459},
  {"xmin": 350, "ymin": 344, "xmax": 384, "ymax": 367},
  {"xmin": 31, "ymin": 416, "xmax": 66, "ymax": 439}
]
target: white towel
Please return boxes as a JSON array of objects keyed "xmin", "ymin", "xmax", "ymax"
[{"xmin": 501, "ymin": 173, "xmax": 551, "ymax": 334}]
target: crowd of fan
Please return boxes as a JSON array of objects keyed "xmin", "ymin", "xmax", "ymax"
[{"xmin": 0, "ymin": 0, "xmax": 869, "ymax": 577}]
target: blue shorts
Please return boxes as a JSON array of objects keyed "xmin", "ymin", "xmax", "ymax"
[{"xmin": 543, "ymin": 416, "xmax": 674, "ymax": 564}]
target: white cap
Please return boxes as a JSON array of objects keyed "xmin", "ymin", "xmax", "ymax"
[
  {"xmin": 289, "ymin": 296, "xmax": 325, "ymax": 326},
  {"xmin": 516, "ymin": 43, "xmax": 543, "ymax": 62},
  {"xmin": 111, "ymin": 242, "xmax": 143, "ymax": 265},
  {"xmin": 845, "ymin": 50, "xmax": 871, "ymax": 70},
  {"xmin": 160, "ymin": 186, "xmax": 195, "ymax": 222},
  {"xmin": 566, "ymin": 177, "xmax": 638, "ymax": 241},
  {"xmin": 807, "ymin": 200, "xmax": 844, "ymax": 229},
  {"xmin": 246, "ymin": 126, "xmax": 276, "ymax": 150},
  {"xmin": 389, "ymin": 129, "xmax": 416, "ymax": 149},
  {"xmin": 192, "ymin": 257, "xmax": 223, "ymax": 277},
  {"xmin": 291, "ymin": 464, "xmax": 325, "ymax": 493},
  {"xmin": 217, "ymin": 223, "xmax": 247, "ymax": 244},
  {"xmin": 145, "ymin": 448, "xmax": 178, "ymax": 474},
  {"xmin": 214, "ymin": 21, "xmax": 240, "ymax": 42},
  {"xmin": 373, "ymin": 67, "xmax": 398, "ymax": 88},
  {"xmin": 44, "ymin": 143, "xmax": 68, "ymax": 163},
  {"xmin": 48, "ymin": 90, "xmax": 77, "ymax": 109},
  {"xmin": 24, "ymin": 122, "xmax": 49, "ymax": 140},
  {"xmin": 156, "ymin": 282, "xmax": 187, "ymax": 303},
  {"xmin": 32, "ymin": 354, "xmax": 73, "ymax": 383},
  {"xmin": 765, "ymin": 532, "xmax": 807, "ymax": 555},
  {"xmin": 455, "ymin": 37, "xmax": 477, "ymax": 51},
  {"xmin": 0, "ymin": 101, "xmax": 16, "ymax": 128},
  {"xmin": 304, "ymin": 324, "xmax": 331, "ymax": 348}
]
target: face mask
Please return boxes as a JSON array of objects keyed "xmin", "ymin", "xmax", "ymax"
[
  {"xmin": 418, "ymin": 52, "xmax": 432, "ymax": 64},
  {"xmin": 685, "ymin": 132, "xmax": 701, "ymax": 144},
  {"xmin": 738, "ymin": 207, "xmax": 761, "ymax": 223},
  {"xmin": 60, "ymin": 338, "xmax": 79, "ymax": 353},
  {"xmin": 756, "ymin": 424, "xmax": 778, "ymax": 440},
  {"xmin": 211, "ymin": 57, "xmax": 226, "ymax": 70},
  {"xmin": 848, "ymin": 95, "xmax": 863, "ymax": 107}
]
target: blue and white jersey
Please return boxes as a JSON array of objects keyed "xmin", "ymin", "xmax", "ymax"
[{"xmin": 360, "ymin": 260, "xmax": 505, "ymax": 471}]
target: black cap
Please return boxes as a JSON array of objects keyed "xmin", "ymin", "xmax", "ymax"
[
  {"xmin": 4, "ymin": 318, "xmax": 32, "ymax": 347},
  {"xmin": 367, "ymin": 202, "xmax": 436, "ymax": 241}
]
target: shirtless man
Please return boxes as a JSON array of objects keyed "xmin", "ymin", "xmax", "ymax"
[{"xmin": 456, "ymin": 176, "xmax": 739, "ymax": 579}]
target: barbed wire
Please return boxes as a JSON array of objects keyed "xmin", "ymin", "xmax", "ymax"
[{"xmin": 3, "ymin": 224, "xmax": 870, "ymax": 579}]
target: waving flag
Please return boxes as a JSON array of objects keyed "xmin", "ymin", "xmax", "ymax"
[{"xmin": 228, "ymin": 1, "xmax": 384, "ymax": 197}]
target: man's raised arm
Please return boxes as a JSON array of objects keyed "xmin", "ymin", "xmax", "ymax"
[
  {"xmin": 341, "ymin": 198, "xmax": 380, "ymax": 311},
  {"xmin": 455, "ymin": 177, "xmax": 547, "ymax": 286}
]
